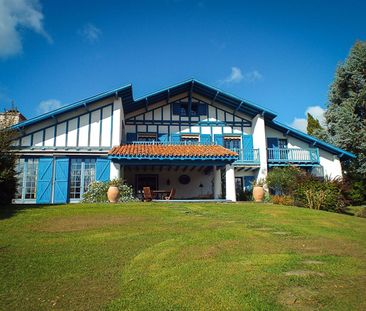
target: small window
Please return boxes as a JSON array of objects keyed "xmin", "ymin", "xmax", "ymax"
[
  {"xmin": 224, "ymin": 137, "xmax": 241, "ymax": 150},
  {"xmin": 172, "ymin": 100, "xmax": 207, "ymax": 116},
  {"xmin": 137, "ymin": 133, "xmax": 157, "ymax": 142},
  {"xmin": 279, "ymin": 139, "xmax": 288, "ymax": 149},
  {"xmin": 181, "ymin": 135, "xmax": 199, "ymax": 144}
]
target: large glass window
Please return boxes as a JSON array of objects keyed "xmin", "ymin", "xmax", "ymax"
[
  {"xmin": 69, "ymin": 158, "xmax": 96, "ymax": 199},
  {"xmin": 15, "ymin": 158, "xmax": 38, "ymax": 201}
]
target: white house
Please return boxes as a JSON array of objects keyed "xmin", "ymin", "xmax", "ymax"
[{"xmin": 11, "ymin": 79, "xmax": 355, "ymax": 203}]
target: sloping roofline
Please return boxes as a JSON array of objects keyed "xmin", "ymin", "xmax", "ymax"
[
  {"xmin": 12, "ymin": 79, "xmax": 355, "ymax": 159},
  {"xmin": 12, "ymin": 84, "xmax": 133, "ymax": 129}
]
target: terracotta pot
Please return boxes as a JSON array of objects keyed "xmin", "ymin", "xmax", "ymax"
[
  {"xmin": 107, "ymin": 186, "xmax": 120, "ymax": 203},
  {"xmin": 253, "ymin": 186, "xmax": 265, "ymax": 202}
]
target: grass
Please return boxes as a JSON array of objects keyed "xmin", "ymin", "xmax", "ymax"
[{"xmin": 0, "ymin": 202, "xmax": 365, "ymax": 311}]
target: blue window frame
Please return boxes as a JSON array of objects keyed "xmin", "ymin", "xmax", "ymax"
[
  {"xmin": 69, "ymin": 159, "xmax": 96, "ymax": 199},
  {"xmin": 15, "ymin": 158, "xmax": 39, "ymax": 201}
]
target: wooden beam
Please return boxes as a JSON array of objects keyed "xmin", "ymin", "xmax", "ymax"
[
  {"xmin": 190, "ymin": 166, "xmax": 196, "ymax": 171},
  {"xmin": 168, "ymin": 166, "xmax": 172, "ymax": 171},
  {"xmin": 198, "ymin": 166, "xmax": 204, "ymax": 172},
  {"xmin": 183, "ymin": 166, "xmax": 188, "ymax": 172},
  {"xmin": 175, "ymin": 166, "xmax": 180, "ymax": 171},
  {"xmin": 160, "ymin": 166, "xmax": 163, "ymax": 171}
]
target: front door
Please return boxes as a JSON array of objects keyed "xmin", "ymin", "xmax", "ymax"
[{"xmin": 136, "ymin": 174, "xmax": 159, "ymax": 192}]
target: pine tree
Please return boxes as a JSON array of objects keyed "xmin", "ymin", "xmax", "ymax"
[
  {"xmin": 325, "ymin": 41, "xmax": 366, "ymax": 180},
  {"xmin": 307, "ymin": 113, "xmax": 326, "ymax": 139}
]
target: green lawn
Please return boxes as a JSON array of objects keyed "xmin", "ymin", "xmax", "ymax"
[{"xmin": 1, "ymin": 203, "xmax": 365, "ymax": 311}]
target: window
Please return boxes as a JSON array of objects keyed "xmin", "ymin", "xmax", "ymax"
[
  {"xmin": 172, "ymin": 100, "xmax": 207, "ymax": 116},
  {"xmin": 137, "ymin": 133, "xmax": 157, "ymax": 142},
  {"xmin": 15, "ymin": 158, "xmax": 38, "ymax": 201},
  {"xmin": 69, "ymin": 158, "xmax": 96, "ymax": 199},
  {"xmin": 279, "ymin": 139, "xmax": 288, "ymax": 149},
  {"xmin": 224, "ymin": 137, "xmax": 241, "ymax": 150},
  {"xmin": 181, "ymin": 134, "xmax": 199, "ymax": 144}
]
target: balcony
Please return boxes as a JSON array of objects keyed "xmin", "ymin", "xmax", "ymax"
[
  {"xmin": 267, "ymin": 148, "xmax": 320, "ymax": 166},
  {"xmin": 230, "ymin": 148, "xmax": 260, "ymax": 165}
]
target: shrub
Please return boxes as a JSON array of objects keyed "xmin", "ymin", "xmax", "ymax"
[
  {"xmin": 82, "ymin": 179, "xmax": 136, "ymax": 203},
  {"xmin": 294, "ymin": 176, "xmax": 348, "ymax": 213},
  {"xmin": 355, "ymin": 207, "xmax": 366, "ymax": 218},
  {"xmin": 237, "ymin": 190, "xmax": 252, "ymax": 201},
  {"xmin": 266, "ymin": 166, "xmax": 305, "ymax": 195},
  {"xmin": 271, "ymin": 195, "xmax": 294, "ymax": 206},
  {"xmin": 348, "ymin": 180, "xmax": 366, "ymax": 205}
]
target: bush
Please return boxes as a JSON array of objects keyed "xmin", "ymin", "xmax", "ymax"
[
  {"xmin": 266, "ymin": 166, "xmax": 305, "ymax": 195},
  {"xmin": 355, "ymin": 207, "xmax": 366, "ymax": 218},
  {"xmin": 82, "ymin": 179, "xmax": 136, "ymax": 203},
  {"xmin": 271, "ymin": 195, "xmax": 294, "ymax": 206},
  {"xmin": 348, "ymin": 180, "xmax": 366, "ymax": 205},
  {"xmin": 294, "ymin": 176, "xmax": 348, "ymax": 213},
  {"xmin": 237, "ymin": 190, "xmax": 252, "ymax": 201}
]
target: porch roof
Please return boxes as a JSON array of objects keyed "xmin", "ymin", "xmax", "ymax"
[{"xmin": 108, "ymin": 144, "xmax": 238, "ymax": 161}]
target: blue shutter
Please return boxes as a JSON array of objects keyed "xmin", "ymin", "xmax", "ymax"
[
  {"xmin": 200, "ymin": 134, "xmax": 211, "ymax": 145},
  {"xmin": 171, "ymin": 133, "xmax": 180, "ymax": 143},
  {"xmin": 54, "ymin": 158, "xmax": 69, "ymax": 204},
  {"xmin": 172, "ymin": 103, "xmax": 180, "ymax": 115},
  {"xmin": 243, "ymin": 135, "xmax": 254, "ymax": 161},
  {"xmin": 267, "ymin": 137, "xmax": 279, "ymax": 160},
  {"xmin": 158, "ymin": 134, "xmax": 168, "ymax": 143},
  {"xmin": 244, "ymin": 176, "xmax": 255, "ymax": 191},
  {"xmin": 197, "ymin": 103, "xmax": 208, "ymax": 116},
  {"xmin": 126, "ymin": 133, "xmax": 137, "ymax": 142},
  {"xmin": 36, "ymin": 158, "xmax": 53, "ymax": 204},
  {"xmin": 96, "ymin": 158, "xmax": 110, "ymax": 182},
  {"xmin": 214, "ymin": 134, "xmax": 224, "ymax": 146}
]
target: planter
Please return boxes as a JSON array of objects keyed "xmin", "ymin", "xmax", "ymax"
[
  {"xmin": 107, "ymin": 186, "xmax": 120, "ymax": 203},
  {"xmin": 253, "ymin": 186, "xmax": 265, "ymax": 202}
]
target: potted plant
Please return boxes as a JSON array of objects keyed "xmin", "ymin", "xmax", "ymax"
[
  {"xmin": 107, "ymin": 178, "xmax": 120, "ymax": 203},
  {"xmin": 252, "ymin": 178, "xmax": 265, "ymax": 202}
]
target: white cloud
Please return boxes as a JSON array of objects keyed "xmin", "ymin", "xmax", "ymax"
[
  {"xmin": 0, "ymin": 0, "xmax": 52, "ymax": 58},
  {"xmin": 219, "ymin": 67, "xmax": 262, "ymax": 85},
  {"xmin": 37, "ymin": 99, "xmax": 62, "ymax": 114},
  {"xmin": 290, "ymin": 105, "xmax": 326, "ymax": 132},
  {"xmin": 290, "ymin": 117, "xmax": 308, "ymax": 132},
  {"xmin": 78, "ymin": 23, "xmax": 102, "ymax": 43}
]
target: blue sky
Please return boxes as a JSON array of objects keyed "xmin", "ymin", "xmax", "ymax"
[{"xmin": 0, "ymin": 0, "xmax": 365, "ymax": 131}]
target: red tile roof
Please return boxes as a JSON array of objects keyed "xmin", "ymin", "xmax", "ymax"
[{"xmin": 109, "ymin": 144, "xmax": 238, "ymax": 159}]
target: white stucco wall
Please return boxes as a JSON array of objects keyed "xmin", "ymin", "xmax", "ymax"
[{"xmin": 15, "ymin": 96, "xmax": 119, "ymax": 149}]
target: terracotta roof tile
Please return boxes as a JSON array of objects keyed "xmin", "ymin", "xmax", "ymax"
[{"xmin": 109, "ymin": 144, "xmax": 238, "ymax": 159}]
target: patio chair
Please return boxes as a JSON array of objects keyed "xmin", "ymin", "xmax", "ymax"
[
  {"xmin": 164, "ymin": 188, "xmax": 176, "ymax": 200},
  {"xmin": 143, "ymin": 187, "xmax": 153, "ymax": 202}
]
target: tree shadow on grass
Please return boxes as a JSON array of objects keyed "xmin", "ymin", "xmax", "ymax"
[{"xmin": 0, "ymin": 204, "xmax": 51, "ymax": 220}]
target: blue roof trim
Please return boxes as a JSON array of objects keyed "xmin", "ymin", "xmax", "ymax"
[
  {"xmin": 124, "ymin": 78, "xmax": 278, "ymax": 119},
  {"xmin": 12, "ymin": 84, "xmax": 132, "ymax": 129},
  {"xmin": 269, "ymin": 120, "xmax": 355, "ymax": 160}
]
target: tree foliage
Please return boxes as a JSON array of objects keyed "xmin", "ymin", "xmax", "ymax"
[
  {"xmin": 0, "ymin": 114, "xmax": 18, "ymax": 204},
  {"xmin": 324, "ymin": 41, "xmax": 366, "ymax": 179},
  {"xmin": 306, "ymin": 112, "xmax": 326, "ymax": 139}
]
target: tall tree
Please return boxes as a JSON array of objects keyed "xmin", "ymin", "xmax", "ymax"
[
  {"xmin": 307, "ymin": 113, "xmax": 325, "ymax": 139},
  {"xmin": 325, "ymin": 41, "xmax": 366, "ymax": 180}
]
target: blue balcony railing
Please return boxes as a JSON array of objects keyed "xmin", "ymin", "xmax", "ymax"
[
  {"xmin": 267, "ymin": 148, "xmax": 319, "ymax": 164},
  {"xmin": 230, "ymin": 148, "xmax": 260, "ymax": 165}
]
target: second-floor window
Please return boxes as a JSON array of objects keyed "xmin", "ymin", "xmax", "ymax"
[
  {"xmin": 181, "ymin": 134, "xmax": 199, "ymax": 144},
  {"xmin": 137, "ymin": 133, "xmax": 157, "ymax": 142},
  {"xmin": 224, "ymin": 137, "xmax": 241, "ymax": 150}
]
